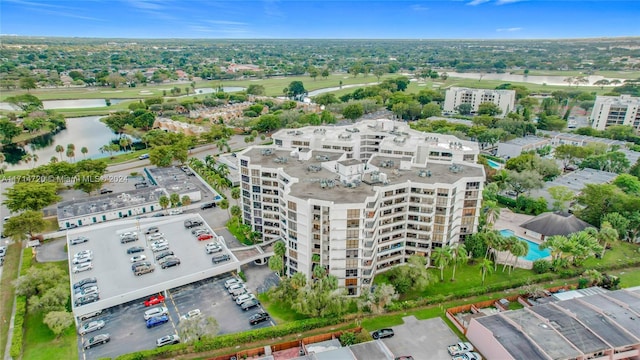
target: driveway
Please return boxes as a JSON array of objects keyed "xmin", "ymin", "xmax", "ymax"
[
  {"xmin": 378, "ymin": 316, "xmax": 460, "ymax": 360},
  {"xmin": 35, "ymin": 237, "xmax": 67, "ymax": 262}
]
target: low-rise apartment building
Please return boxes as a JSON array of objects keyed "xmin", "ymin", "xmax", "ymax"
[{"xmin": 238, "ymin": 119, "xmax": 485, "ymax": 295}]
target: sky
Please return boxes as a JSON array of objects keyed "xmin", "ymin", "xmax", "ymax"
[{"xmin": 1, "ymin": 0, "xmax": 639, "ymax": 39}]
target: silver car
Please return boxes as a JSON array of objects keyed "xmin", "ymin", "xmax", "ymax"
[
  {"xmin": 73, "ymin": 262, "xmax": 93, "ymax": 273},
  {"xmin": 144, "ymin": 306, "xmax": 169, "ymax": 320},
  {"xmin": 78, "ymin": 320, "xmax": 105, "ymax": 335}
]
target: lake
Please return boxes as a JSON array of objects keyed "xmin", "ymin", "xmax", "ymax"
[
  {"xmin": 195, "ymin": 87, "xmax": 246, "ymax": 94},
  {"xmin": 445, "ymin": 72, "xmax": 623, "ymax": 86},
  {"xmin": 0, "ymin": 98, "xmax": 129, "ymax": 111},
  {"xmin": 2, "ymin": 116, "xmax": 128, "ymax": 170}
]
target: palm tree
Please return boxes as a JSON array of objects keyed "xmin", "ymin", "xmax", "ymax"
[
  {"xmin": 158, "ymin": 195, "xmax": 170, "ymax": 210},
  {"xmin": 204, "ymin": 155, "xmax": 215, "ymax": 168},
  {"xmin": 483, "ymin": 230, "xmax": 502, "ymax": 260},
  {"xmin": 216, "ymin": 139, "xmax": 229, "ymax": 153},
  {"xmin": 169, "ymin": 193, "xmax": 180, "ymax": 208},
  {"xmin": 81, "ymin": 146, "xmax": 88, "ymax": 159},
  {"xmin": 55, "ymin": 144, "xmax": 64, "ymax": 160},
  {"xmin": 432, "ymin": 246, "xmax": 453, "ymax": 282},
  {"xmin": 181, "ymin": 195, "xmax": 191, "ymax": 206},
  {"xmin": 268, "ymin": 256, "xmax": 284, "ymax": 276},
  {"xmin": 219, "ymin": 199, "xmax": 229, "ymax": 217},
  {"xmin": 119, "ymin": 137, "xmax": 132, "ymax": 152},
  {"xmin": 450, "ymin": 244, "xmax": 469, "ymax": 281},
  {"xmin": 483, "ymin": 200, "xmax": 501, "ymax": 229},
  {"xmin": 231, "ymin": 187, "xmax": 241, "ymax": 205},
  {"xmin": 479, "ymin": 258, "xmax": 493, "ymax": 285},
  {"xmin": 510, "ymin": 240, "xmax": 528, "ymax": 274},
  {"xmin": 216, "ymin": 163, "xmax": 229, "ymax": 178},
  {"xmin": 21, "ymin": 153, "xmax": 32, "ymax": 168},
  {"xmin": 66, "ymin": 149, "xmax": 75, "ymax": 162},
  {"xmin": 597, "ymin": 221, "xmax": 619, "ymax": 258},
  {"xmin": 31, "ymin": 153, "xmax": 38, "ymax": 167},
  {"xmin": 49, "ymin": 156, "xmax": 58, "ymax": 164}
]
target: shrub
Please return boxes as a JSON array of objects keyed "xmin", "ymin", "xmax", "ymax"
[
  {"xmin": 339, "ymin": 331, "xmax": 357, "ymax": 346},
  {"xmin": 532, "ymin": 259, "xmax": 551, "ymax": 274},
  {"xmin": 10, "ymin": 296, "xmax": 27, "ymax": 358}
]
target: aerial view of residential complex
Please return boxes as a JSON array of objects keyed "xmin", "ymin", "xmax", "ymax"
[{"xmin": 0, "ymin": 1, "xmax": 639, "ymax": 359}]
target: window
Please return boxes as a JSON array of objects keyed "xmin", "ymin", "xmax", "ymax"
[
  {"xmin": 346, "ymin": 249, "xmax": 358, "ymax": 258},
  {"xmin": 347, "ymin": 209, "xmax": 360, "ymax": 218},
  {"xmin": 346, "ymin": 269, "xmax": 358, "ymax": 278},
  {"xmin": 288, "ymin": 201, "xmax": 297, "ymax": 211},
  {"xmin": 346, "ymin": 239, "xmax": 359, "ymax": 249}
]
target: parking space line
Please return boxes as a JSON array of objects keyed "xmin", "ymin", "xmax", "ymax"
[{"xmin": 166, "ymin": 289, "xmax": 181, "ymax": 333}]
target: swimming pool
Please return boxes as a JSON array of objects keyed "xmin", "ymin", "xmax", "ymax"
[
  {"xmin": 499, "ymin": 229, "xmax": 551, "ymax": 261},
  {"xmin": 487, "ymin": 159, "xmax": 502, "ymax": 169}
]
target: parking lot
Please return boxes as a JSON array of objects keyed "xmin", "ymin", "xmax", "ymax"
[
  {"xmin": 80, "ymin": 272, "xmax": 276, "ymax": 359},
  {"xmin": 69, "ymin": 214, "xmax": 240, "ymax": 317},
  {"xmin": 378, "ymin": 316, "xmax": 460, "ymax": 360}
]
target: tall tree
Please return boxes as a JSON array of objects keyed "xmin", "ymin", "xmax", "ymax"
[
  {"xmin": 597, "ymin": 221, "xmax": 618, "ymax": 258},
  {"xmin": 3, "ymin": 210, "xmax": 47, "ymax": 239},
  {"xmin": 73, "ymin": 171, "xmax": 103, "ymax": 195},
  {"xmin": 450, "ymin": 244, "xmax": 469, "ymax": 281},
  {"xmin": 3, "ymin": 182, "xmax": 60, "ymax": 212},
  {"xmin": 158, "ymin": 195, "xmax": 170, "ymax": 210},
  {"xmin": 43, "ymin": 311, "xmax": 73, "ymax": 338},
  {"xmin": 81, "ymin": 146, "xmax": 88, "ymax": 159},
  {"xmin": 479, "ymin": 258, "xmax": 493, "ymax": 285},
  {"xmin": 169, "ymin": 193, "xmax": 180, "ymax": 208},
  {"xmin": 432, "ymin": 246, "xmax": 453, "ymax": 282},
  {"xmin": 55, "ymin": 145, "xmax": 64, "ymax": 160}
]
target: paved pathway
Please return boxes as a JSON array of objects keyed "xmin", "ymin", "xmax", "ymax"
[{"xmin": 35, "ymin": 238, "xmax": 67, "ymax": 262}]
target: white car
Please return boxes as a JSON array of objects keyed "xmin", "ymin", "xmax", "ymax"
[
  {"xmin": 73, "ymin": 262, "xmax": 93, "ymax": 273},
  {"xmin": 76, "ymin": 286, "xmax": 99, "ymax": 297},
  {"xmin": 235, "ymin": 293, "xmax": 256, "ymax": 305},
  {"xmin": 169, "ymin": 209, "xmax": 183, "ymax": 215},
  {"xmin": 131, "ymin": 254, "xmax": 147, "ymax": 263},
  {"xmin": 152, "ymin": 244, "xmax": 169, "ymax": 252},
  {"xmin": 74, "ymin": 250, "xmax": 93, "ymax": 258},
  {"xmin": 72, "ymin": 256, "xmax": 93, "ymax": 265},
  {"xmin": 180, "ymin": 309, "xmax": 201, "ymax": 321},
  {"xmin": 120, "ymin": 232, "xmax": 137, "ymax": 239},
  {"xmin": 227, "ymin": 283, "xmax": 245, "ymax": 294},
  {"xmin": 205, "ymin": 242, "xmax": 222, "ymax": 254},
  {"xmin": 224, "ymin": 278, "xmax": 243, "ymax": 289},
  {"xmin": 151, "ymin": 239, "xmax": 168, "ymax": 247},
  {"xmin": 149, "ymin": 233, "xmax": 165, "ymax": 240},
  {"xmin": 144, "ymin": 306, "xmax": 169, "ymax": 320}
]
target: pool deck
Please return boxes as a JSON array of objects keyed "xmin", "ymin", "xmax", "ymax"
[{"xmin": 492, "ymin": 209, "xmax": 551, "ymax": 269}]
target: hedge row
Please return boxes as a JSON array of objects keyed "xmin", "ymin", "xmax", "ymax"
[
  {"xmin": 20, "ymin": 248, "xmax": 32, "ymax": 276},
  {"xmin": 9, "ymin": 296, "xmax": 26, "ymax": 358},
  {"xmin": 115, "ymin": 317, "xmax": 343, "ymax": 360},
  {"xmin": 482, "ymin": 154, "xmax": 506, "ymax": 164}
]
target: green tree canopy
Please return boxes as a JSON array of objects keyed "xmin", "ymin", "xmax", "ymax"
[
  {"xmin": 3, "ymin": 210, "xmax": 47, "ymax": 239},
  {"xmin": 3, "ymin": 181, "xmax": 60, "ymax": 212}
]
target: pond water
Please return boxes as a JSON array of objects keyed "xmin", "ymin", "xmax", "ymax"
[
  {"xmin": 0, "ymin": 99, "xmax": 129, "ymax": 111},
  {"xmin": 445, "ymin": 72, "xmax": 622, "ymax": 86},
  {"xmin": 195, "ymin": 87, "xmax": 246, "ymax": 94},
  {"xmin": 2, "ymin": 116, "xmax": 129, "ymax": 170}
]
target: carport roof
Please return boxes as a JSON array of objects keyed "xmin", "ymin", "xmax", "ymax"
[
  {"xmin": 57, "ymin": 187, "xmax": 165, "ymax": 220},
  {"xmin": 476, "ymin": 315, "xmax": 549, "ymax": 360}
]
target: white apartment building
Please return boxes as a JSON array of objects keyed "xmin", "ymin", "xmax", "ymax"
[
  {"xmin": 238, "ymin": 119, "xmax": 485, "ymax": 295},
  {"xmin": 443, "ymin": 87, "xmax": 516, "ymax": 118},
  {"xmin": 590, "ymin": 94, "xmax": 640, "ymax": 132}
]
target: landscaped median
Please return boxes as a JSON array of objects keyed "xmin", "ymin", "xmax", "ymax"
[{"xmin": 0, "ymin": 243, "xmax": 21, "ymax": 359}]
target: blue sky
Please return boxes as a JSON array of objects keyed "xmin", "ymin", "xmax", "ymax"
[{"xmin": 1, "ymin": 0, "xmax": 639, "ymax": 39}]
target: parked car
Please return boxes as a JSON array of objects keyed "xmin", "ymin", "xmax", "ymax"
[
  {"xmin": 205, "ymin": 242, "xmax": 222, "ymax": 254},
  {"xmin": 198, "ymin": 233, "xmax": 214, "ymax": 241},
  {"xmin": 152, "ymin": 244, "xmax": 170, "ymax": 252},
  {"xmin": 120, "ymin": 231, "xmax": 137, "ymax": 239},
  {"xmin": 235, "ymin": 293, "xmax": 256, "ymax": 305},
  {"xmin": 231, "ymin": 288, "xmax": 248, "ymax": 300},
  {"xmin": 155, "ymin": 250, "xmax": 175, "ymax": 261},
  {"xmin": 74, "ymin": 282, "xmax": 98, "ymax": 294},
  {"xmin": 74, "ymin": 250, "xmax": 93, "ymax": 258},
  {"xmin": 146, "ymin": 315, "xmax": 169, "ymax": 328},
  {"xmin": 76, "ymin": 286, "xmax": 99, "ymax": 297},
  {"xmin": 83, "ymin": 333, "xmax": 110, "ymax": 349},
  {"xmin": 144, "ymin": 306, "xmax": 169, "ymax": 320},
  {"xmin": 156, "ymin": 334, "xmax": 180, "ymax": 347},
  {"xmin": 73, "ymin": 277, "xmax": 97, "ymax": 289},
  {"xmin": 73, "ymin": 262, "xmax": 93, "ymax": 273},
  {"xmin": 192, "ymin": 228, "xmax": 210, "ymax": 236},
  {"xmin": 372, "ymin": 328, "xmax": 395, "ymax": 339},
  {"xmin": 212, "ymin": 254, "xmax": 231, "ymax": 264},
  {"xmin": 227, "ymin": 283, "xmax": 245, "ymax": 293},
  {"xmin": 139, "ymin": 153, "xmax": 150, "ymax": 160},
  {"xmin": 130, "ymin": 254, "xmax": 147, "ymax": 263},
  {"xmin": 70, "ymin": 236, "xmax": 89, "ymax": 245},
  {"xmin": 150, "ymin": 239, "xmax": 168, "ymax": 247},
  {"xmin": 180, "ymin": 309, "xmax": 201, "ymax": 321},
  {"xmin": 448, "ymin": 342, "xmax": 474, "ymax": 356},
  {"xmin": 144, "ymin": 294, "xmax": 166, "ymax": 307},
  {"xmin": 132, "ymin": 261, "xmax": 152, "ymax": 271},
  {"xmin": 120, "ymin": 234, "xmax": 138, "ymax": 244},
  {"xmin": 249, "ymin": 312, "xmax": 270, "ymax": 325},
  {"xmin": 127, "ymin": 246, "xmax": 145, "ymax": 254},
  {"xmin": 135, "ymin": 181, "xmax": 149, "ymax": 189},
  {"xmin": 149, "ymin": 232, "xmax": 165, "ymax": 240},
  {"xmin": 394, "ymin": 357, "xmax": 415, "ymax": 360},
  {"xmin": 152, "ymin": 213, "xmax": 165, "ymax": 217},
  {"xmin": 161, "ymin": 257, "xmax": 181, "ymax": 269},
  {"xmin": 224, "ymin": 278, "xmax": 243, "ymax": 289},
  {"xmin": 78, "ymin": 320, "xmax": 106, "ymax": 335},
  {"xmin": 75, "ymin": 293, "xmax": 100, "ymax": 307},
  {"xmin": 169, "ymin": 209, "xmax": 183, "ymax": 215},
  {"xmin": 79, "ymin": 310, "xmax": 102, "ymax": 321},
  {"xmin": 452, "ymin": 352, "xmax": 482, "ymax": 360},
  {"xmin": 72, "ymin": 255, "xmax": 93, "ymax": 264},
  {"xmin": 241, "ymin": 298, "xmax": 260, "ymax": 311},
  {"xmin": 99, "ymin": 188, "xmax": 113, "ymax": 194},
  {"xmin": 200, "ymin": 202, "xmax": 216, "ymax": 210},
  {"xmin": 184, "ymin": 219, "xmax": 203, "ymax": 228},
  {"xmin": 145, "ymin": 226, "xmax": 159, "ymax": 234},
  {"xmin": 134, "ymin": 264, "xmax": 155, "ymax": 276}
]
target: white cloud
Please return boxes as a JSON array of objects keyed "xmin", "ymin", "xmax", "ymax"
[
  {"xmin": 496, "ymin": 27, "xmax": 523, "ymax": 32},
  {"xmin": 124, "ymin": 0, "xmax": 165, "ymax": 10},
  {"xmin": 205, "ymin": 20, "xmax": 248, "ymax": 26},
  {"xmin": 411, "ymin": 4, "xmax": 429, "ymax": 11},
  {"xmin": 467, "ymin": 0, "xmax": 490, "ymax": 5},
  {"xmin": 496, "ymin": 0, "xmax": 525, "ymax": 4}
]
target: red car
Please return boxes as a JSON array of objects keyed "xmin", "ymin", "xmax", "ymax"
[
  {"xmin": 144, "ymin": 294, "xmax": 165, "ymax": 307},
  {"xmin": 197, "ymin": 233, "xmax": 214, "ymax": 241}
]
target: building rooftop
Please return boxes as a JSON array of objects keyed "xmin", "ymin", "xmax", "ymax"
[
  {"xmin": 520, "ymin": 212, "xmax": 594, "ymax": 237},
  {"xmin": 147, "ymin": 166, "xmax": 202, "ymax": 194},
  {"xmin": 348, "ymin": 341, "xmax": 393, "ymax": 360},
  {"xmin": 539, "ymin": 130, "xmax": 628, "ymax": 147},
  {"xmin": 57, "ymin": 187, "xmax": 166, "ymax": 220},
  {"xmin": 502, "ymin": 136, "xmax": 550, "ymax": 147},
  {"xmin": 542, "ymin": 168, "xmax": 618, "ymax": 193},
  {"xmin": 476, "ymin": 315, "xmax": 549, "ymax": 360},
  {"xmin": 242, "ymin": 147, "xmax": 484, "ymax": 204}
]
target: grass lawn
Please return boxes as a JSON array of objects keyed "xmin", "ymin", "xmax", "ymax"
[
  {"xmin": 22, "ymin": 311, "xmax": 77, "ymax": 360},
  {"xmin": 256, "ymin": 293, "xmax": 307, "ymax": 323},
  {"xmin": 0, "ymin": 242, "xmax": 22, "ymax": 359}
]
